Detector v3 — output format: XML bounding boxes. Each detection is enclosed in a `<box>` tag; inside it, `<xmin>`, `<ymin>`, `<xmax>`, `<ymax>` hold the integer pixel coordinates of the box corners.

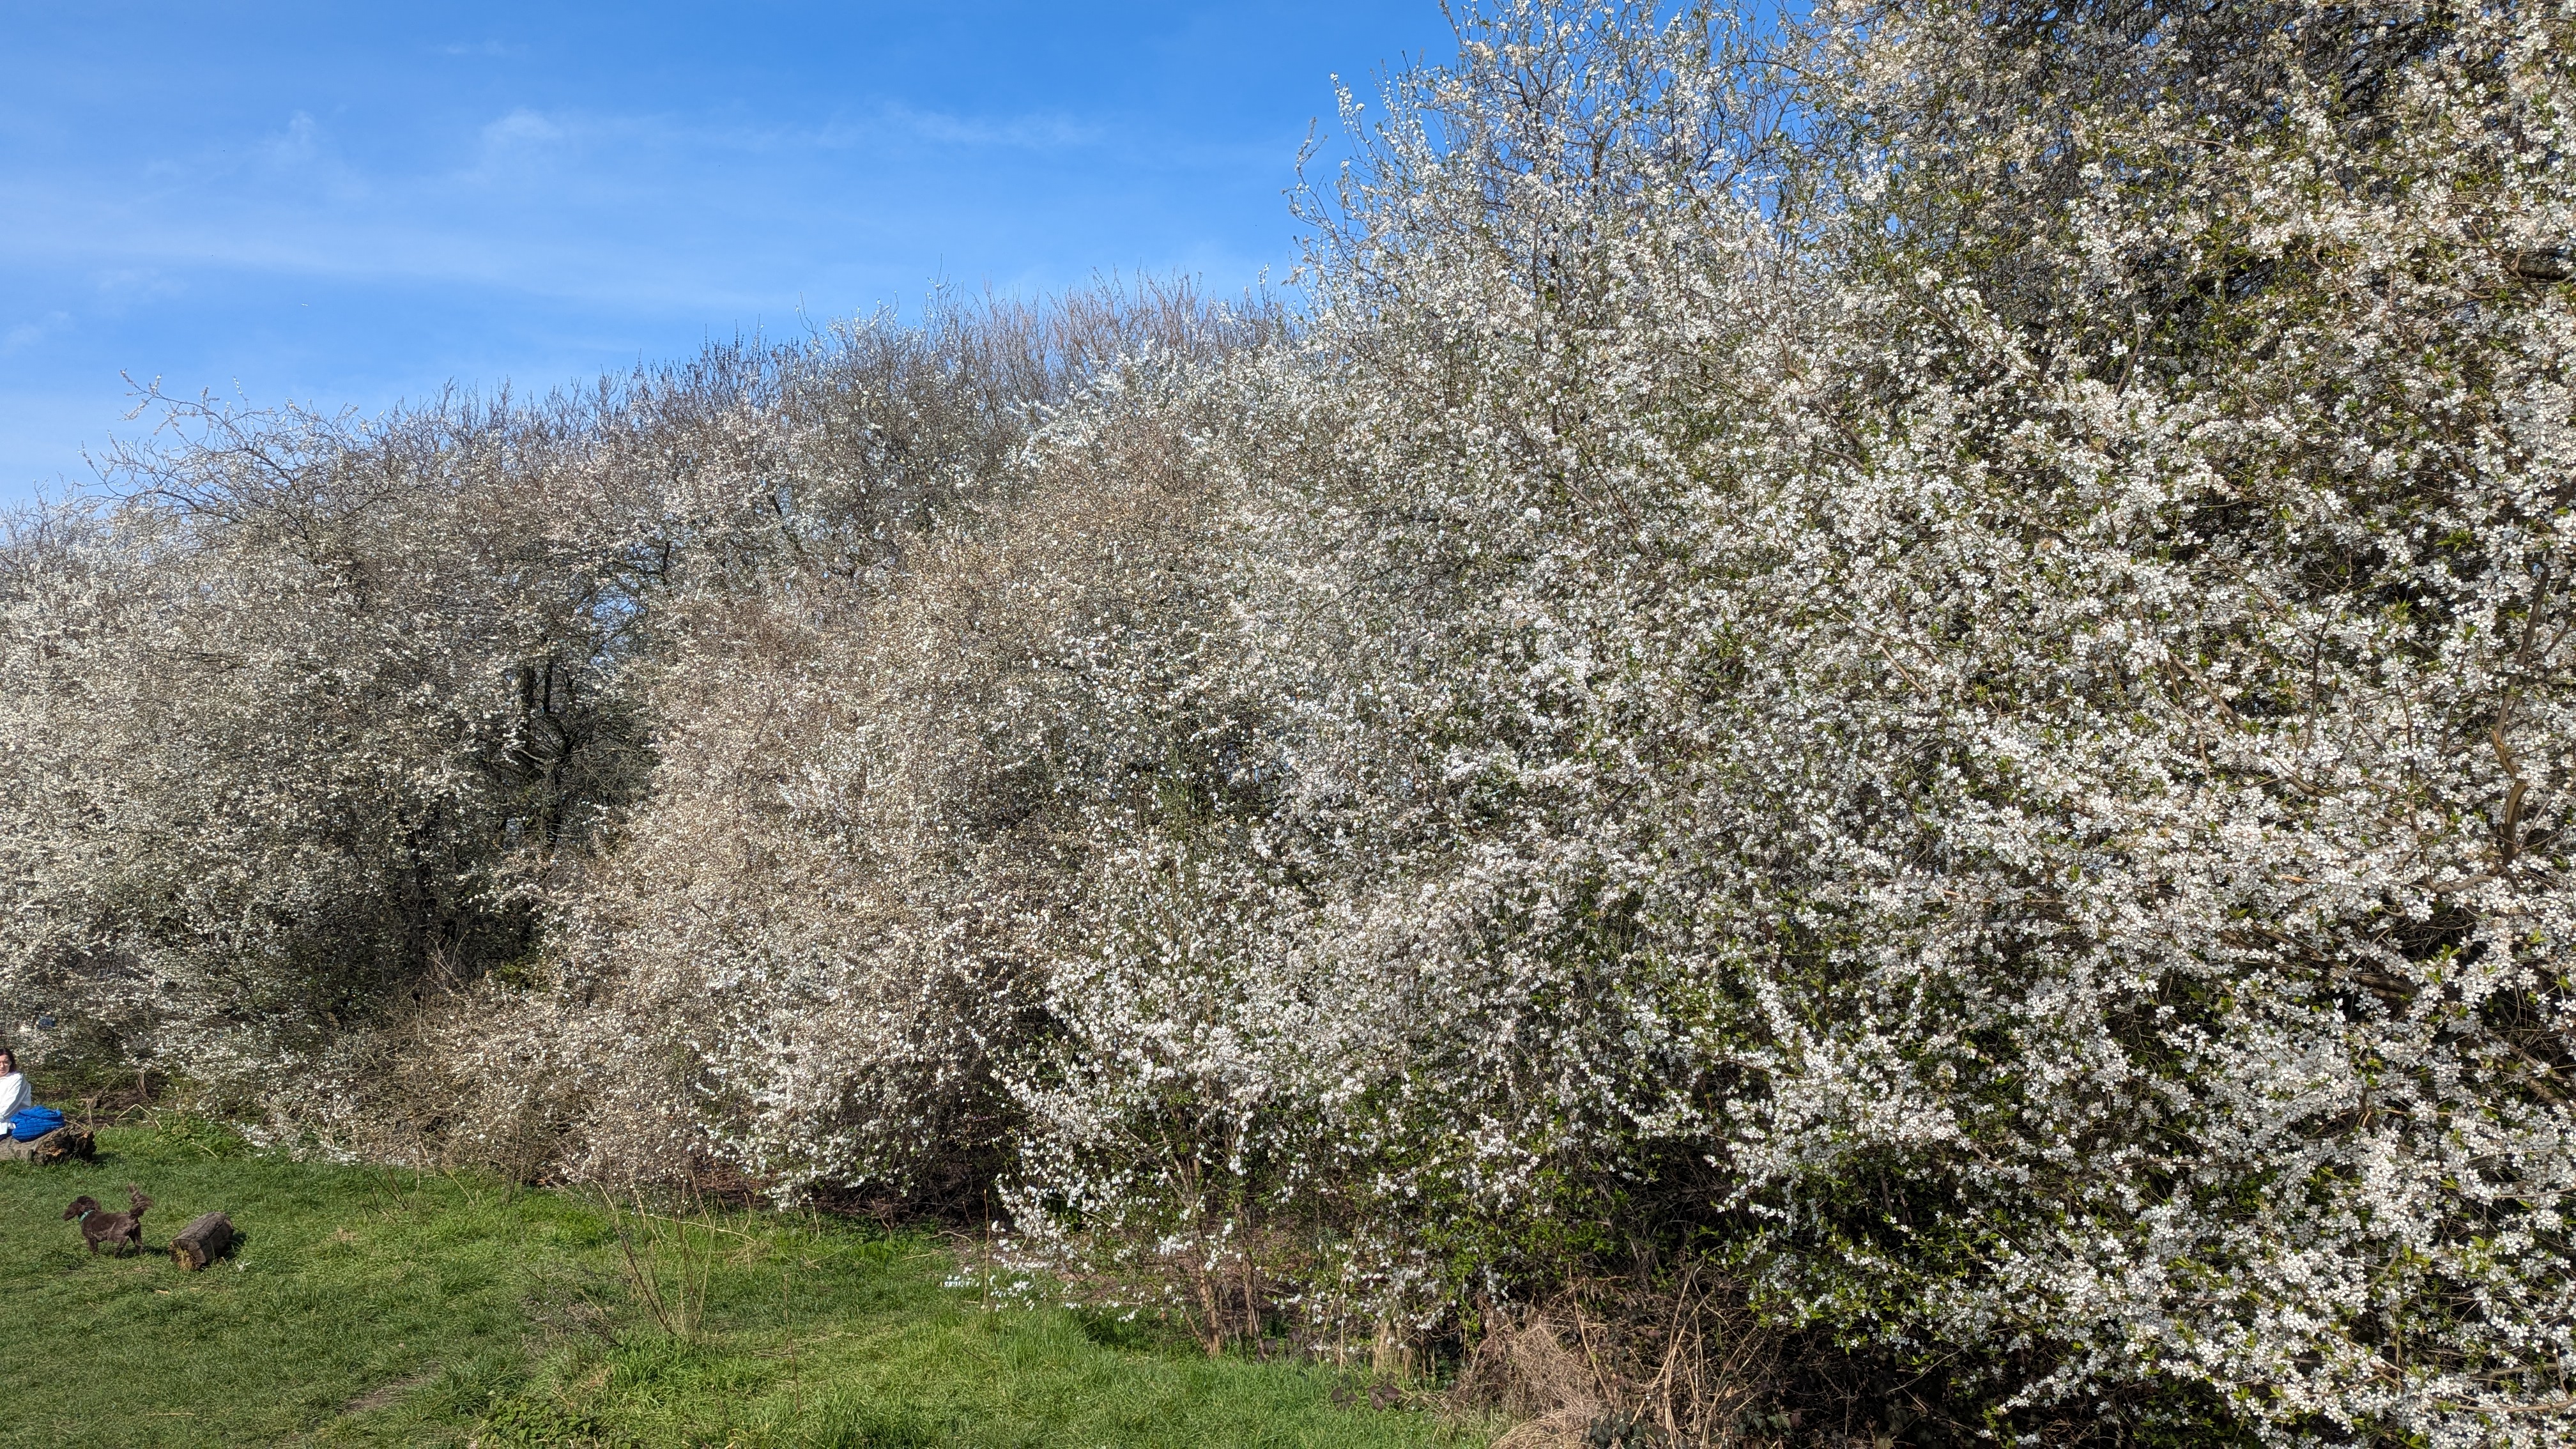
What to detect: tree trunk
<box><xmin>171</xmin><ymin>1211</ymin><xmax>235</xmax><ymax>1271</ymax></box>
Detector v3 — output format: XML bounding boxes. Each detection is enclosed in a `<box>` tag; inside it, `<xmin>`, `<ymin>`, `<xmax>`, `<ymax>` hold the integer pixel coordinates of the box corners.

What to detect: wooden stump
<box><xmin>0</xmin><ymin>1128</ymin><xmax>95</xmax><ymax>1165</ymax></box>
<box><xmin>171</xmin><ymin>1211</ymin><xmax>235</xmax><ymax>1271</ymax></box>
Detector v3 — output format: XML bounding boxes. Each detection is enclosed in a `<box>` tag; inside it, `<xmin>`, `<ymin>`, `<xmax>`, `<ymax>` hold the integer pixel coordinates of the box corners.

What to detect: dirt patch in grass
<box><xmin>344</xmin><ymin>1368</ymin><xmax>441</xmax><ymax>1414</ymax></box>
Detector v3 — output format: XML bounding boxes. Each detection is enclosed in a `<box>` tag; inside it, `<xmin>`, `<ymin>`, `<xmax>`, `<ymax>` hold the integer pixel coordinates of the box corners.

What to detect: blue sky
<box><xmin>0</xmin><ymin>2</ymin><xmax>1456</xmax><ymax>503</ymax></box>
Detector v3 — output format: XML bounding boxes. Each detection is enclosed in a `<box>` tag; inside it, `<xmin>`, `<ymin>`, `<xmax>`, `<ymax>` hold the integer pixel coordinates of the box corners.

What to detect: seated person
<box><xmin>0</xmin><ymin>1049</ymin><xmax>25</xmax><ymax>1132</ymax></box>
<box><xmin>0</xmin><ymin>1048</ymin><xmax>64</xmax><ymax>1145</ymax></box>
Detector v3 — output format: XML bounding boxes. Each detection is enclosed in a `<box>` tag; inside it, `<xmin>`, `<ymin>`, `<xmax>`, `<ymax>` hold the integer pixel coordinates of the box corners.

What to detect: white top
<box><xmin>0</xmin><ymin>1073</ymin><xmax>27</xmax><ymax>1131</ymax></box>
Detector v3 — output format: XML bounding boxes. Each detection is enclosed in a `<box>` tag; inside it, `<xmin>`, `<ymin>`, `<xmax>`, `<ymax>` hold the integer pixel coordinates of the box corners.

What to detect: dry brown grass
<box><xmin>1457</xmin><ymin>1263</ymin><xmax>1786</xmax><ymax>1448</ymax></box>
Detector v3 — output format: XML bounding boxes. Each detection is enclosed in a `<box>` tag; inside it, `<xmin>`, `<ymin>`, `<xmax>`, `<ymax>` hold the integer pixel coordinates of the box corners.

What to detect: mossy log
<box><xmin>0</xmin><ymin>1128</ymin><xmax>95</xmax><ymax>1165</ymax></box>
<box><xmin>171</xmin><ymin>1211</ymin><xmax>235</xmax><ymax>1271</ymax></box>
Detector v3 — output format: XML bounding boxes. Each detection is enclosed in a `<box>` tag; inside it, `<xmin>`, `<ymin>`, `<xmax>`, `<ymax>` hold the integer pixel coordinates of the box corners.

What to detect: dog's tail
<box><xmin>126</xmin><ymin>1185</ymin><xmax>151</xmax><ymax>1220</ymax></box>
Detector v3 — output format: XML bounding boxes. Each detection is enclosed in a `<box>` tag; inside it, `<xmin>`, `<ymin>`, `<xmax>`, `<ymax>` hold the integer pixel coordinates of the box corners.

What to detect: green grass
<box><xmin>0</xmin><ymin>1124</ymin><xmax>1484</xmax><ymax>1448</ymax></box>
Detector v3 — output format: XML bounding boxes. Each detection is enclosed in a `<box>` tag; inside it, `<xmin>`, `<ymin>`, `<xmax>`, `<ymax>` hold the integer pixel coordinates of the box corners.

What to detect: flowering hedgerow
<box><xmin>4</xmin><ymin>2</ymin><xmax>2572</xmax><ymax>1441</ymax></box>
<box><xmin>1005</xmin><ymin>1</ymin><xmax>2576</xmax><ymax>1440</ymax></box>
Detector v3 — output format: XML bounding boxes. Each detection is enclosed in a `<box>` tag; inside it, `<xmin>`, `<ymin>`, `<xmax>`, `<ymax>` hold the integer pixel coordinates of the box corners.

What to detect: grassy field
<box><xmin>0</xmin><ymin>1123</ymin><xmax>1483</xmax><ymax>1448</ymax></box>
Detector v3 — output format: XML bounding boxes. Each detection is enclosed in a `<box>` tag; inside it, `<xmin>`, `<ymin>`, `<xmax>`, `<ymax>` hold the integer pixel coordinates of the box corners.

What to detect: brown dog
<box><xmin>63</xmin><ymin>1186</ymin><xmax>150</xmax><ymax>1255</ymax></box>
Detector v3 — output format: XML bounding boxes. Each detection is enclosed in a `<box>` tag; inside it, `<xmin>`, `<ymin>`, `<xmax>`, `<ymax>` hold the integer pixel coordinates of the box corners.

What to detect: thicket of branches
<box><xmin>5</xmin><ymin>1</ymin><xmax>2572</xmax><ymax>1443</ymax></box>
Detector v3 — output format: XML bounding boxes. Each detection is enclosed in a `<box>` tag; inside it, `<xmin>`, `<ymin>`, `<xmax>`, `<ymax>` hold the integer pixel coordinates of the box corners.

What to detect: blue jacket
<box><xmin>6</xmin><ymin>1106</ymin><xmax>65</xmax><ymax>1140</ymax></box>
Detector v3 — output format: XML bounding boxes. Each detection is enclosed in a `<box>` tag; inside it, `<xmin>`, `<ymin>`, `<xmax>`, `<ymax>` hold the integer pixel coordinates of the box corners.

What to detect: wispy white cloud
<box><xmin>0</xmin><ymin>90</ymin><xmax>1234</xmax><ymax>341</ymax></box>
<box><xmin>438</xmin><ymin>40</ymin><xmax>525</xmax><ymax>59</ymax></box>
<box><xmin>1</xmin><ymin>312</ymin><xmax>72</xmax><ymax>354</ymax></box>
<box><xmin>263</xmin><ymin>111</ymin><xmax>322</xmax><ymax>167</ymax></box>
<box><xmin>871</xmin><ymin>102</ymin><xmax>1104</xmax><ymax>151</ymax></box>
<box><xmin>460</xmin><ymin>103</ymin><xmax>1113</xmax><ymax>162</ymax></box>
<box><xmin>480</xmin><ymin>107</ymin><xmax>567</xmax><ymax>148</ymax></box>
<box><xmin>245</xmin><ymin>111</ymin><xmax>372</xmax><ymax>201</ymax></box>
<box><xmin>91</xmin><ymin>270</ymin><xmax>184</xmax><ymax>306</ymax></box>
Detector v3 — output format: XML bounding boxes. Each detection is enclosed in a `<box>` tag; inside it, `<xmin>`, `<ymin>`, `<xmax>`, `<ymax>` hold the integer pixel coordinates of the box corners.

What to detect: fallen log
<box><xmin>0</xmin><ymin>1128</ymin><xmax>95</xmax><ymax>1165</ymax></box>
<box><xmin>170</xmin><ymin>1211</ymin><xmax>235</xmax><ymax>1271</ymax></box>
